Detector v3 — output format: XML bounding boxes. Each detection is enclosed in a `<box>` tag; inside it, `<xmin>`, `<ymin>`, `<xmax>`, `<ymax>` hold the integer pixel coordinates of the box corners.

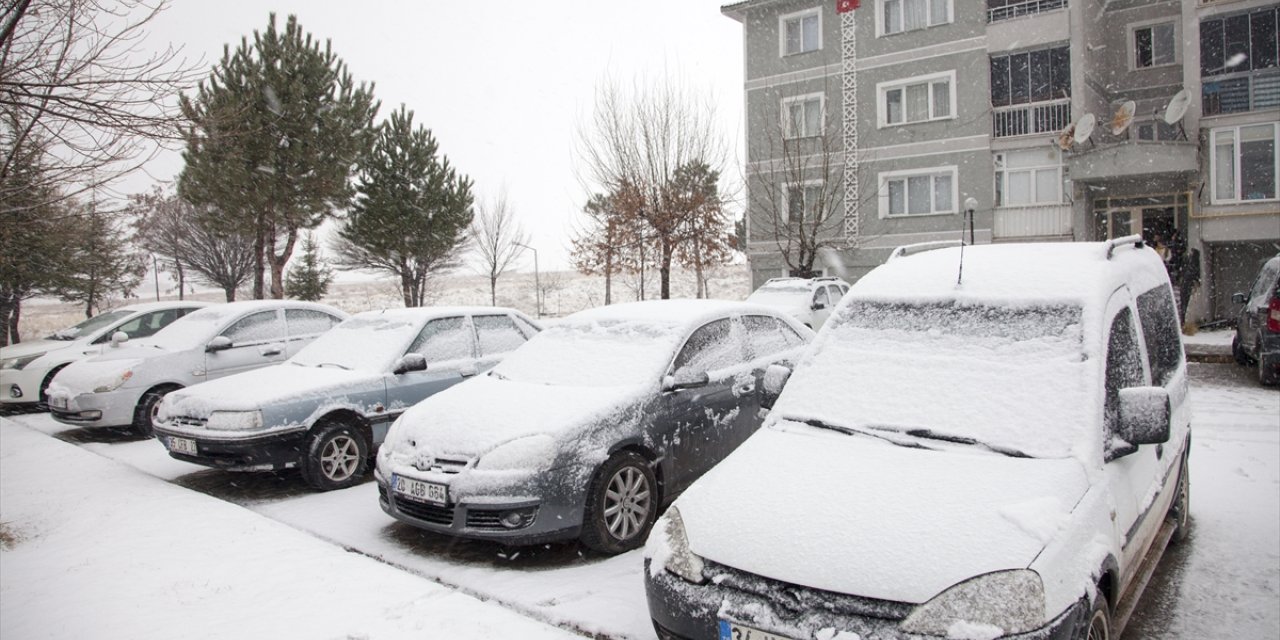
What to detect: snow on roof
<box><xmin>113</xmin><ymin>300</ymin><xmax>212</xmax><ymax>313</ymax></box>
<box><xmin>852</xmin><ymin>240</ymin><xmax>1170</xmax><ymax>310</ymax></box>
<box><xmin>347</xmin><ymin>306</ymin><xmax>523</xmax><ymax>322</ymax></box>
<box><xmin>565</xmin><ymin>298</ymin><xmax>775</xmax><ymax>329</ymax></box>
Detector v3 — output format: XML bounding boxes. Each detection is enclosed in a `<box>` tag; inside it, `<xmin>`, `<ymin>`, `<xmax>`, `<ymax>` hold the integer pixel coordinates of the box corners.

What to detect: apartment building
<box><xmin>723</xmin><ymin>0</ymin><xmax>1279</xmax><ymax>323</ymax></box>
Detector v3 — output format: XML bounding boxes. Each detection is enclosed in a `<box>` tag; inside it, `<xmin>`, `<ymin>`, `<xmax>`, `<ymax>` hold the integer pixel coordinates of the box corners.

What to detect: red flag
<box><xmin>837</xmin><ymin>0</ymin><xmax>858</xmax><ymax>12</ymax></box>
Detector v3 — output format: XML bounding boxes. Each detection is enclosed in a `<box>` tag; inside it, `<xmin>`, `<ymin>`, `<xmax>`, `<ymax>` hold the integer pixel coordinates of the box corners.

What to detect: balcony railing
<box><xmin>1202</xmin><ymin>69</ymin><xmax>1280</xmax><ymax>116</ymax></box>
<box><xmin>992</xmin><ymin>99</ymin><xmax>1071</xmax><ymax>138</ymax></box>
<box><xmin>988</xmin><ymin>0</ymin><xmax>1067</xmax><ymax>23</ymax></box>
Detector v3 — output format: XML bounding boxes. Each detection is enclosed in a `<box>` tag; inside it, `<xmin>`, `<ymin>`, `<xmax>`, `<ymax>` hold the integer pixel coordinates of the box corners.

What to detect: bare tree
<box><xmin>0</xmin><ymin>0</ymin><xmax>200</xmax><ymax>206</ymax></box>
<box><xmin>577</xmin><ymin>74</ymin><xmax>726</xmax><ymax>299</ymax></box>
<box><xmin>469</xmin><ymin>190</ymin><xmax>528</xmax><ymax>306</ymax></box>
<box><xmin>131</xmin><ymin>189</ymin><xmax>255</xmax><ymax>301</ymax></box>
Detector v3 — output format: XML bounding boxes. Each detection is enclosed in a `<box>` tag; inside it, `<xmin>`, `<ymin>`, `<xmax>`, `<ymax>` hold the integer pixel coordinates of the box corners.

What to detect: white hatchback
<box><xmin>745</xmin><ymin>277</ymin><xmax>849</xmax><ymax>330</ymax></box>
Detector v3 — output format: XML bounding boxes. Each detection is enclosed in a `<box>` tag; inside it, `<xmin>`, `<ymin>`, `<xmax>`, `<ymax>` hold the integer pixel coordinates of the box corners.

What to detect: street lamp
<box><xmin>513</xmin><ymin>242</ymin><xmax>541</xmax><ymax>318</ymax></box>
<box><xmin>152</xmin><ymin>254</ymin><xmax>161</xmax><ymax>301</ymax></box>
<box><xmin>963</xmin><ymin>197</ymin><xmax>978</xmax><ymax>246</ymax></box>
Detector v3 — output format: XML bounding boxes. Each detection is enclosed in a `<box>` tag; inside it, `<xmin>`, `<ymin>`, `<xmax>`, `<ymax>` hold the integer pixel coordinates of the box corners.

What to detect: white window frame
<box><xmin>877</xmin><ymin>166</ymin><xmax>958</xmax><ymax>218</ymax></box>
<box><xmin>779</xmin><ymin>8</ymin><xmax>822</xmax><ymax>57</ymax></box>
<box><xmin>1128</xmin><ymin>18</ymin><xmax>1180</xmax><ymax>71</ymax></box>
<box><xmin>875</xmin><ymin>0</ymin><xmax>953</xmax><ymax>38</ymax></box>
<box><xmin>781</xmin><ymin>92</ymin><xmax>825</xmax><ymax>139</ymax></box>
<box><xmin>1210</xmin><ymin>123</ymin><xmax>1280</xmax><ymax>204</ymax></box>
<box><xmin>994</xmin><ymin>150</ymin><xmax>1066</xmax><ymax>207</ymax></box>
<box><xmin>876</xmin><ymin>70</ymin><xmax>957</xmax><ymax>128</ymax></box>
<box><xmin>782</xmin><ymin>180</ymin><xmax>826</xmax><ymax>223</ymax></box>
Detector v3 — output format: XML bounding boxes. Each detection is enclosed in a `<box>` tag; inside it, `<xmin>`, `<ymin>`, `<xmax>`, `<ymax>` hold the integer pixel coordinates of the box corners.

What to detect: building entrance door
<box><xmin>1098</xmin><ymin>207</ymin><xmax>1177</xmax><ymax>244</ymax></box>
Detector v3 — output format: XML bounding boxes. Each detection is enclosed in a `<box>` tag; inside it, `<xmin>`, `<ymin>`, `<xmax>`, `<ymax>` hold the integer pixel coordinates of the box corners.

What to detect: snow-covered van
<box><xmin>644</xmin><ymin>238</ymin><xmax>1191</xmax><ymax>640</ymax></box>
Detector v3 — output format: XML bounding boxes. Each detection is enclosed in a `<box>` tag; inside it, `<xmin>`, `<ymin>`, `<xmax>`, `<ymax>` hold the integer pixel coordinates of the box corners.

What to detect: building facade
<box><xmin>724</xmin><ymin>0</ymin><xmax>1279</xmax><ymax>323</ymax></box>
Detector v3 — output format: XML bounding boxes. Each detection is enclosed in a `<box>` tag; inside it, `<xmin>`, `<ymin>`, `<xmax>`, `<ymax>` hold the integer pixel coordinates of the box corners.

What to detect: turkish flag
<box><xmin>837</xmin><ymin>0</ymin><xmax>859</xmax><ymax>12</ymax></box>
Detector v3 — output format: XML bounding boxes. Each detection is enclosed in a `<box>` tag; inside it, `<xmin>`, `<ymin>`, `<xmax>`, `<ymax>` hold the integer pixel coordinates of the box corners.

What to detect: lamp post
<box><xmin>152</xmin><ymin>254</ymin><xmax>161</xmax><ymax>301</ymax></box>
<box><xmin>514</xmin><ymin>242</ymin><xmax>541</xmax><ymax>318</ymax></box>
<box><xmin>963</xmin><ymin>197</ymin><xmax>978</xmax><ymax>246</ymax></box>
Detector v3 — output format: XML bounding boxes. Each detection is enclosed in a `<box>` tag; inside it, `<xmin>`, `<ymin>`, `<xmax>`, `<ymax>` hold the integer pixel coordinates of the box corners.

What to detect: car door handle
<box><xmin>260</xmin><ymin>346</ymin><xmax>283</xmax><ymax>357</ymax></box>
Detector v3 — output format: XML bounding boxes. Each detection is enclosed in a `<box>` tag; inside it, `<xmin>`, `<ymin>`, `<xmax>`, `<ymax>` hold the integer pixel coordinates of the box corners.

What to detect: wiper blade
<box><xmin>904</xmin><ymin>428</ymin><xmax>1030</xmax><ymax>458</ymax></box>
<box><xmin>315</xmin><ymin>362</ymin><xmax>350</xmax><ymax>370</ymax></box>
<box><xmin>793</xmin><ymin>418</ymin><xmax>930</xmax><ymax>450</ymax></box>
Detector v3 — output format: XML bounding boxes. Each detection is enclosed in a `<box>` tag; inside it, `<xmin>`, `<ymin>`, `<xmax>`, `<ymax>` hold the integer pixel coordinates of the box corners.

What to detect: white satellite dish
<box><xmin>1111</xmin><ymin>100</ymin><xmax>1136</xmax><ymax>136</ymax></box>
<box><xmin>1164</xmin><ymin>89</ymin><xmax>1191</xmax><ymax>125</ymax></box>
<box><xmin>1073</xmin><ymin>113</ymin><xmax>1096</xmax><ymax>146</ymax></box>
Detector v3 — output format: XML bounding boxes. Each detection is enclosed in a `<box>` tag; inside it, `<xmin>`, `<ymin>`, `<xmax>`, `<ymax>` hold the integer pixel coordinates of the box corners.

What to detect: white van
<box><xmin>645</xmin><ymin>238</ymin><xmax>1190</xmax><ymax>640</ymax></box>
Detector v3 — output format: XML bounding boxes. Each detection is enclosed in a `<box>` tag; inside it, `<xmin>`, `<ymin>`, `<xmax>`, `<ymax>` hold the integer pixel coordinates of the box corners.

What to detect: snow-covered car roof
<box><xmin>140</xmin><ymin>300</ymin><xmax>348</xmax><ymax>351</ymax></box>
<box><xmin>567</xmin><ymin>298</ymin><xmax>785</xmax><ymax>328</ymax></box>
<box><xmin>111</xmin><ymin>300</ymin><xmax>212</xmax><ymax>313</ymax></box>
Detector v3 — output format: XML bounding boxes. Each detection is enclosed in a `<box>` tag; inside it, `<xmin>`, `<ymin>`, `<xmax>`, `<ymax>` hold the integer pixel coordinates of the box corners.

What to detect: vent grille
<box><xmin>393</xmin><ymin>496</ymin><xmax>455</xmax><ymax>526</ymax></box>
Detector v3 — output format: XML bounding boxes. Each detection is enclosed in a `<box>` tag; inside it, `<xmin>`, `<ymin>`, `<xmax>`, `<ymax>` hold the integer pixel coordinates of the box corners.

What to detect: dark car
<box><xmin>1232</xmin><ymin>253</ymin><xmax>1280</xmax><ymax>385</ymax></box>
<box><xmin>374</xmin><ymin>299</ymin><xmax>814</xmax><ymax>554</ymax></box>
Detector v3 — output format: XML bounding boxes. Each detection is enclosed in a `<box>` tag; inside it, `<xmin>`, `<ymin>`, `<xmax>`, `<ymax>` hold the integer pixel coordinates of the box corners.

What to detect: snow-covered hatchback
<box><xmin>745</xmin><ymin>277</ymin><xmax>849</xmax><ymax>331</ymax></box>
<box><xmin>645</xmin><ymin>238</ymin><xmax>1191</xmax><ymax>640</ymax></box>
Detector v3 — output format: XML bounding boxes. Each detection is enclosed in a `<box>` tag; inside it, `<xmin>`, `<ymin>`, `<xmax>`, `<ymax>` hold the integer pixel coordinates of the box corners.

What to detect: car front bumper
<box><xmin>644</xmin><ymin>559</ymin><xmax>1085</xmax><ymax>640</ymax></box>
<box><xmin>153</xmin><ymin>423</ymin><xmax>310</xmax><ymax>472</ymax></box>
<box><xmin>48</xmin><ymin>388</ymin><xmax>139</xmax><ymax>428</ymax></box>
<box><xmin>1</xmin><ymin>365</ymin><xmax>51</xmax><ymax>405</ymax></box>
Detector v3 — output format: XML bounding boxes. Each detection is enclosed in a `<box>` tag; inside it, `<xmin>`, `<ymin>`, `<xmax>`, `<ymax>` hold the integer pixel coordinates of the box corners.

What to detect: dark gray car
<box><xmin>1232</xmin><ymin>253</ymin><xmax>1280</xmax><ymax>385</ymax></box>
<box><xmin>374</xmin><ymin>299</ymin><xmax>813</xmax><ymax>554</ymax></box>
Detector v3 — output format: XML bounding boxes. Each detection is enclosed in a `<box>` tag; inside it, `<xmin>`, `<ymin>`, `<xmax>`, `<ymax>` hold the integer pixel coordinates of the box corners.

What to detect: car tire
<box><xmin>1232</xmin><ymin>335</ymin><xmax>1249</xmax><ymax>366</ymax></box>
<box><xmin>580</xmin><ymin>451</ymin><xmax>657</xmax><ymax>554</ymax></box>
<box><xmin>38</xmin><ymin>365</ymin><xmax>67</xmax><ymax>407</ymax></box>
<box><xmin>302</xmin><ymin>421</ymin><xmax>369</xmax><ymax>491</ymax></box>
<box><xmin>1169</xmin><ymin>457</ymin><xmax>1190</xmax><ymax>544</ymax></box>
<box><xmin>1259</xmin><ymin>353</ymin><xmax>1278</xmax><ymax>386</ymax></box>
<box><xmin>132</xmin><ymin>386</ymin><xmax>178</xmax><ymax>438</ymax></box>
<box><xmin>1081</xmin><ymin>593</ymin><xmax>1111</xmax><ymax>640</ymax></box>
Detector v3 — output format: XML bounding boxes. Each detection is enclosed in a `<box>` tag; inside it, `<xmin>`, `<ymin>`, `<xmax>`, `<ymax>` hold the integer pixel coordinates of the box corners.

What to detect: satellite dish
<box><xmin>1073</xmin><ymin>113</ymin><xmax>1096</xmax><ymax>145</ymax></box>
<box><xmin>1057</xmin><ymin>122</ymin><xmax>1077</xmax><ymax>151</ymax></box>
<box><xmin>1164</xmin><ymin>90</ymin><xmax>1190</xmax><ymax>125</ymax></box>
<box><xmin>1111</xmin><ymin>100</ymin><xmax>1136</xmax><ymax>136</ymax></box>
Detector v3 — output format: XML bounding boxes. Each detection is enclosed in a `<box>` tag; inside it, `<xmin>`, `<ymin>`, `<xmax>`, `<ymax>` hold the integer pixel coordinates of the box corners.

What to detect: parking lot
<box><xmin>2</xmin><ymin>360</ymin><xmax>1277</xmax><ymax>639</ymax></box>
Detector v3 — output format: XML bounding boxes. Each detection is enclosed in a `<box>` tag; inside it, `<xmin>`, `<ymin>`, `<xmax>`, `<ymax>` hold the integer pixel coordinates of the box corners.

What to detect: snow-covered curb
<box><xmin>0</xmin><ymin>418</ymin><xmax>577</xmax><ymax>640</ymax></box>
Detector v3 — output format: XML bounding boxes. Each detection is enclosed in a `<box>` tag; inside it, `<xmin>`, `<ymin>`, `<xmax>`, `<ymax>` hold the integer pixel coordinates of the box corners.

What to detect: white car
<box><xmin>745</xmin><ymin>276</ymin><xmax>849</xmax><ymax>330</ymax></box>
<box><xmin>47</xmin><ymin>300</ymin><xmax>348</xmax><ymax>436</ymax></box>
<box><xmin>645</xmin><ymin>238</ymin><xmax>1190</xmax><ymax>640</ymax></box>
<box><xmin>1</xmin><ymin>301</ymin><xmax>209</xmax><ymax>408</ymax></box>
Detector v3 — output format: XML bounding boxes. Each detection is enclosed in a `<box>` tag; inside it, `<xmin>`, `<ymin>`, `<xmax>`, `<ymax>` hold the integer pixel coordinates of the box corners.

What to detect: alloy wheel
<box><xmin>603</xmin><ymin>466</ymin><xmax>651</xmax><ymax>541</ymax></box>
<box><xmin>320</xmin><ymin>435</ymin><xmax>361</xmax><ymax>481</ymax></box>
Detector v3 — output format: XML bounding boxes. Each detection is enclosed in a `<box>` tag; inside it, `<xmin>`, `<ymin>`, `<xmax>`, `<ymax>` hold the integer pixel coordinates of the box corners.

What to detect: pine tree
<box><xmin>284</xmin><ymin>233</ymin><xmax>334</xmax><ymax>302</ymax></box>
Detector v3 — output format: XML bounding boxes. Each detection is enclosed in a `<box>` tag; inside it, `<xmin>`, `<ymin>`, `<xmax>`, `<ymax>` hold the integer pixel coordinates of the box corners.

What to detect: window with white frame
<box><xmin>783</xmin><ymin>94</ymin><xmax>824</xmax><ymax>138</ymax></box>
<box><xmin>879</xmin><ymin>71</ymin><xmax>954</xmax><ymax>127</ymax></box>
<box><xmin>781</xmin><ymin>9</ymin><xmax>821</xmax><ymax>56</ymax></box>
<box><xmin>1133</xmin><ymin>21</ymin><xmax>1176</xmax><ymax>68</ymax></box>
<box><xmin>879</xmin><ymin>0</ymin><xmax>951</xmax><ymax>36</ymax></box>
<box><xmin>1212</xmin><ymin>123</ymin><xmax>1278</xmax><ymax>203</ymax></box>
<box><xmin>994</xmin><ymin>149</ymin><xmax>1064</xmax><ymax>207</ymax></box>
<box><xmin>784</xmin><ymin>182</ymin><xmax>826</xmax><ymax>223</ymax></box>
<box><xmin>878</xmin><ymin>167</ymin><xmax>956</xmax><ymax>217</ymax></box>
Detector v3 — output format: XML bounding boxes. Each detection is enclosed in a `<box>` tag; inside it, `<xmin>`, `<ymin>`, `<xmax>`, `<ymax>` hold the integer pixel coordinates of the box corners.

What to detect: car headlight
<box><xmin>93</xmin><ymin>369</ymin><xmax>133</xmax><ymax>393</ymax></box>
<box><xmin>899</xmin><ymin>569</ymin><xmax>1045</xmax><ymax>637</ymax></box>
<box><xmin>1</xmin><ymin>353</ymin><xmax>45</xmax><ymax>370</ymax></box>
<box><xmin>646</xmin><ymin>506</ymin><xmax>706</xmax><ymax>585</ymax></box>
<box><xmin>476</xmin><ymin>435</ymin><xmax>555</xmax><ymax>471</ymax></box>
<box><xmin>205</xmin><ymin>410</ymin><xmax>264</xmax><ymax>431</ymax></box>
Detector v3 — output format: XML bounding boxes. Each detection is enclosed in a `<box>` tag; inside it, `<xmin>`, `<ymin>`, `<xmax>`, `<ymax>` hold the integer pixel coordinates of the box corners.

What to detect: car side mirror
<box><xmin>394</xmin><ymin>353</ymin><xmax>428</xmax><ymax>375</ymax></box>
<box><xmin>1117</xmin><ymin>386</ymin><xmax>1171</xmax><ymax>447</ymax></box>
<box><xmin>110</xmin><ymin>331</ymin><xmax>129</xmax><ymax>347</ymax></box>
<box><xmin>1232</xmin><ymin>292</ymin><xmax>1248</xmax><ymax>305</ymax></box>
<box><xmin>206</xmin><ymin>336</ymin><xmax>233</xmax><ymax>353</ymax></box>
<box><xmin>663</xmin><ymin>371</ymin><xmax>710</xmax><ymax>392</ymax></box>
<box><xmin>811</xmin><ymin>301</ymin><xmax>827</xmax><ymax>311</ymax></box>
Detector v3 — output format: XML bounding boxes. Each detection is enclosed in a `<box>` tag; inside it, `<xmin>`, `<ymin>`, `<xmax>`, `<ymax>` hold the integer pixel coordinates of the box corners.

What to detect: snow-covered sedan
<box><xmin>47</xmin><ymin>301</ymin><xmax>347</xmax><ymax>436</ymax></box>
<box><xmin>0</xmin><ymin>301</ymin><xmax>208</xmax><ymax>407</ymax></box>
<box><xmin>645</xmin><ymin>239</ymin><xmax>1191</xmax><ymax>640</ymax></box>
<box><xmin>153</xmin><ymin>307</ymin><xmax>540</xmax><ymax>491</ymax></box>
<box><xmin>376</xmin><ymin>300</ymin><xmax>814</xmax><ymax>554</ymax></box>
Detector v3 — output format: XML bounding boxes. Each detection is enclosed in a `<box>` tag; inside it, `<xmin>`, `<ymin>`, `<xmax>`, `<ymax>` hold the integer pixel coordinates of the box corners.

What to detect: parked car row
<box><xmin>3</xmin><ymin>240</ymin><xmax>1195</xmax><ymax>640</ymax></box>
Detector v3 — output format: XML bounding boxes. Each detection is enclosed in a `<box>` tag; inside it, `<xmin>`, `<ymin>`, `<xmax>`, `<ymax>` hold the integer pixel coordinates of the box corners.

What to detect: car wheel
<box><xmin>1082</xmin><ymin>593</ymin><xmax>1111</xmax><ymax>640</ymax></box>
<box><xmin>132</xmin><ymin>386</ymin><xmax>178</xmax><ymax>438</ymax></box>
<box><xmin>1259</xmin><ymin>354</ymin><xmax>1278</xmax><ymax>386</ymax></box>
<box><xmin>1169</xmin><ymin>458</ymin><xmax>1190</xmax><ymax>544</ymax></box>
<box><xmin>1232</xmin><ymin>335</ymin><xmax>1250</xmax><ymax>366</ymax></box>
<box><xmin>38</xmin><ymin>365</ymin><xmax>67</xmax><ymax>407</ymax></box>
<box><xmin>302</xmin><ymin>421</ymin><xmax>369</xmax><ymax>491</ymax></box>
<box><xmin>580</xmin><ymin>451</ymin><xmax>657</xmax><ymax>554</ymax></box>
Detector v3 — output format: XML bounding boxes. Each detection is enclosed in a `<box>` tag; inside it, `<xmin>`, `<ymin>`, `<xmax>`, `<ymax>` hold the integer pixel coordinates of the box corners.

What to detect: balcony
<box><xmin>992</xmin><ymin>99</ymin><xmax>1071</xmax><ymax>138</ymax></box>
<box><xmin>1066</xmin><ymin>140</ymin><xmax>1197</xmax><ymax>183</ymax></box>
<box><xmin>1202</xmin><ymin>69</ymin><xmax>1280</xmax><ymax>117</ymax></box>
<box><xmin>988</xmin><ymin>0</ymin><xmax>1067</xmax><ymax>23</ymax></box>
<box><xmin>994</xmin><ymin>204</ymin><xmax>1072</xmax><ymax>239</ymax></box>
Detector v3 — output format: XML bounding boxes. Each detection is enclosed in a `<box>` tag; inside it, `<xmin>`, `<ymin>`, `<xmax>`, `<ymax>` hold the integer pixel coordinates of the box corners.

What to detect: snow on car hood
<box><xmin>676</xmin><ymin>424</ymin><xmax>1090</xmax><ymax>605</ymax></box>
<box><xmin>0</xmin><ymin>338</ymin><xmax>64</xmax><ymax>360</ymax></box>
<box><xmin>161</xmin><ymin>364</ymin><xmax>383</xmax><ymax>417</ymax></box>
<box><xmin>46</xmin><ymin>346</ymin><xmax>168</xmax><ymax>393</ymax></box>
<box><xmin>388</xmin><ymin>374</ymin><xmax>648</xmax><ymax>459</ymax></box>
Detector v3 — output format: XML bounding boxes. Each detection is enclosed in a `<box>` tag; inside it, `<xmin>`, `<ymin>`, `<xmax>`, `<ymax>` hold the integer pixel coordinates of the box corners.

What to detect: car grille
<box><xmin>705</xmin><ymin>560</ymin><xmax>914</xmax><ymax>622</ymax></box>
<box><xmin>412</xmin><ymin>454</ymin><xmax>471</xmax><ymax>474</ymax></box>
<box><xmin>170</xmin><ymin>416</ymin><xmax>207</xmax><ymax>429</ymax></box>
<box><xmin>392</xmin><ymin>495</ymin><xmax>455</xmax><ymax>526</ymax></box>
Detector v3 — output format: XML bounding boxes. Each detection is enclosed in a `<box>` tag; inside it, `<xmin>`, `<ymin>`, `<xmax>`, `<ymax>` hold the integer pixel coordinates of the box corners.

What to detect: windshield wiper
<box><xmin>314</xmin><ymin>362</ymin><xmax>350</xmax><ymax>370</ymax></box>
<box><xmin>792</xmin><ymin>418</ymin><xmax>930</xmax><ymax>450</ymax></box>
<box><xmin>904</xmin><ymin>428</ymin><xmax>1031</xmax><ymax>458</ymax></box>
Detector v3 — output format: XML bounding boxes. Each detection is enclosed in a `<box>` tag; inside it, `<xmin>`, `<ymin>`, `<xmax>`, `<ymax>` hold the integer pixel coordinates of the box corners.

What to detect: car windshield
<box><xmin>492</xmin><ymin>319</ymin><xmax>681</xmax><ymax>387</ymax></box>
<box><xmin>290</xmin><ymin>316</ymin><xmax>421</xmax><ymax>372</ymax></box>
<box><xmin>774</xmin><ymin>300</ymin><xmax>1089</xmax><ymax>459</ymax></box>
<box><xmin>746</xmin><ymin>283</ymin><xmax>809</xmax><ymax>308</ymax></box>
<box><xmin>141</xmin><ymin>306</ymin><xmax>244</xmax><ymax>351</ymax></box>
<box><xmin>48</xmin><ymin>309</ymin><xmax>133</xmax><ymax>340</ymax></box>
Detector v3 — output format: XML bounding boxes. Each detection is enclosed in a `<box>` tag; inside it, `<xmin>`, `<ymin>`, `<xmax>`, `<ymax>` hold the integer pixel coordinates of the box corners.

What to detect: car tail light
<box><xmin>1268</xmin><ymin>296</ymin><xmax>1280</xmax><ymax>333</ymax></box>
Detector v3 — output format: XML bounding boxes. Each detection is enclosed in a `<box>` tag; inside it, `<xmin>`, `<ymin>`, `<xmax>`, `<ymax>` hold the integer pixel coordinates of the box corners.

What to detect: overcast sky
<box><xmin>131</xmin><ymin>1</ymin><xmax>746</xmax><ymax>272</ymax></box>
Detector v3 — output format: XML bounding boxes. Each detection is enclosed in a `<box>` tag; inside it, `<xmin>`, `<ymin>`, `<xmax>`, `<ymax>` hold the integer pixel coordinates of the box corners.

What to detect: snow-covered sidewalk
<box><xmin>0</xmin><ymin>420</ymin><xmax>579</xmax><ymax>640</ymax></box>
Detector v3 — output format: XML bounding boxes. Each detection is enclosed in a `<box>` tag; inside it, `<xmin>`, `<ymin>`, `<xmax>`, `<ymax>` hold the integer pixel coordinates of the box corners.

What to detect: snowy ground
<box><xmin>2</xmin><ymin>362</ymin><xmax>1277</xmax><ymax>639</ymax></box>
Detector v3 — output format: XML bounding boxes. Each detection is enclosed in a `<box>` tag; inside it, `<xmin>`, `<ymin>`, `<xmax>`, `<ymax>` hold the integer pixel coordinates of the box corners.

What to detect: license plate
<box><xmin>50</xmin><ymin>396</ymin><xmax>67</xmax><ymax>410</ymax></box>
<box><xmin>168</xmin><ymin>437</ymin><xmax>198</xmax><ymax>455</ymax></box>
<box><xmin>718</xmin><ymin>621</ymin><xmax>794</xmax><ymax>640</ymax></box>
<box><xmin>393</xmin><ymin>474</ymin><xmax>447</xmax><ymax>504</ymax></box>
